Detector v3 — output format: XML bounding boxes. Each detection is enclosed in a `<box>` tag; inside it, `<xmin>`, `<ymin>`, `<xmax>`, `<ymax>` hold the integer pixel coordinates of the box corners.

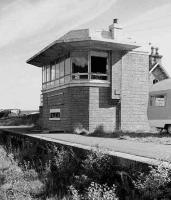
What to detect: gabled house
<box><xmin>149</xmin><ymin>47</ymin><xmax>169</xmax><ymax>86</ymax></box>
<box><xmin>27</xmin><ymin>19</ymin><xmax>150</xmax><ymax>133</ymax></box>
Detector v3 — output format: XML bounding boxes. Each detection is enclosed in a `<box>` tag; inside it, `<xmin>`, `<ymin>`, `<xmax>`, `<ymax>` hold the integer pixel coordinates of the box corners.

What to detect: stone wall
<box><xmin>89</xmin><ymin>87</ymin><xmax>117</xmax><ymax>133</ymax></box>
<box><xmin>121</xmin><ymin>51</ymin><xmax>150</xmax><ymax>132</ymax></box>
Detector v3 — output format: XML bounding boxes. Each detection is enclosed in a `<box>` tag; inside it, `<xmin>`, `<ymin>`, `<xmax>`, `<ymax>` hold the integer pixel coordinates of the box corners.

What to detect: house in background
<box><xmin>149</xmin><ymin>46</ymin><xmax>169</xmax><ymax>87</ymax></box>
<box><xmin>27</xmin><ymin>19</ymin><xmax>151</xmax><ymax>133</ymax></box>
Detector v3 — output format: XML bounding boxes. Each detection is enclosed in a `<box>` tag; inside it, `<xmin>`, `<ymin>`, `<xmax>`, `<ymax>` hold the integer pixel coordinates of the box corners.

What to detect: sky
<box><xmin>0</xmin><ymin>0</ymin><xmax>171</xmax><ymax>110</ymax></box>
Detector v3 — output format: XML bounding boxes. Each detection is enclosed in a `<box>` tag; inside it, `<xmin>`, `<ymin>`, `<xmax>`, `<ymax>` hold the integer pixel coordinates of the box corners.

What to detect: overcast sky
<box><xmin>0</xmin><ymin>0</ymin><xmax>171</xmax><ymax>110</ymax></box>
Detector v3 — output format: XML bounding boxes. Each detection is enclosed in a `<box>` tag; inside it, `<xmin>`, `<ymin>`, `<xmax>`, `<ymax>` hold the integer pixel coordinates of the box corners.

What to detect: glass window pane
<box><xmin>60</xmin><ymin>78</ymin><xmax>64</xmax><ymax>85</ymax></box>
<box><xmin>64</xmin><ymin>75</ymin><xmax>70</xmax><ymax>83</ymax></box>
<box><xmin>56</xmin><ymin>63</ymin><xmax>59</xmax><ymax>79</ymax></box>
<box><xmin>55</xmin><ymin>79</ymin><xmax>59</xmax><ymax>87</ymax></box>
<box><xmin>43</xmin><ymin>66</ymin><xmax>47</xmax><ymax>83</ymax></box>
<box><xmin>155</xmin><ymin>95</ymin><xmax>166</xmax><ymax>107</ymax></box>
<box><xmin>72</xmin><ymin>52</ymin><xmax>88</xmax><ymax>73</ymax></box>
<box><xmin>51</xmin><ymin>64</ymin><xmax>56</xmax><ymax>80</ymax></box>
<box><xmin>91</xmin><ymin>56</ymin><xmax>107</xmax><ymax>74</ymax></box>
<box><xmin>42</xmin><ymin>67</ymin><xmax>45</xmax><ymax>83</ymax></box>
<box><xmin>65</xmin><ymin>58</ymin><xmax>71</xmax><ymax>75</ymax></box>
<box><xmin>60</xmin><ymin>61</ymin><xmax>64</xmax><ymax>77</ymax></box>
<box><xmin>47</xmin><ymin>65</ymin><xmax>51</xmax><ymax>82</ymax></box>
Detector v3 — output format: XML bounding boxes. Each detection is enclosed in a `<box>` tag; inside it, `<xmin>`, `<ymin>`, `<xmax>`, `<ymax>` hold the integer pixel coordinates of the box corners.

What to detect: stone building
<box><xmin>149</xmin><ymin>46</ymin><xmax>169</xmax><ymax>87</ymax></box>
<box><xmin>27</xmin><ymin>19</ymin><xmax>150</xmax><ymax>133</ymax></box>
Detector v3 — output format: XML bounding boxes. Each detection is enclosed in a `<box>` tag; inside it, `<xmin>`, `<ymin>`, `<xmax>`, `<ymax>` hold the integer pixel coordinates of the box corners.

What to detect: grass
<box><xmin>89</xmin><ymin>126</ymin><xmax>171</xmax><ymax>145</ymax></box>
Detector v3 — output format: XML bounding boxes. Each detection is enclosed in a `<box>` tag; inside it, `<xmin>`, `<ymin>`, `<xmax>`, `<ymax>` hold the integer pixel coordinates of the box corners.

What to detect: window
<box><xmin>153</xmin><ymin>79</ymin><xmax>159</xmax><ymax>84</ymax></box>
<box><xmin>42</xmin><ymin>51</ymin><xmax>109</xmax><ymax>90</ymax></box>
<box><xmin>49</xmin><ymin>108</ymin><xmax>60</xmax><ymax>120</ymax></box>
<box><xmin>42</xmin><ymin>66</ymin><xmax>46</xmax><ymax>83</ymax></box>
<box><xmin>55</xmin><ymin>63</ymin><xmax>60</xmax><ymax>79</ymax></box>
<box><xmin>91</xmin><ymin>51</ymin><xmax>108</xmax><ymax>80</ymax></box>
<box><xmin>59</xmin><ymin>61</ymin><xmax>65</xmax><ymax>77</ymax></box>
<box><xmin>51</xmin><ymin>64</ymin><xmax>56</xmax><ymax>81</ymax></box>
<box><xmin>150</xmin><ymin>95</ymin><xmax>166</xmax><ymax>107</ymax></box>
<box><xmin>46</xmin><ymin>66</ymin><xmax>51</xmax><ymax>82</ymax></box>
<box><xmin>72</xmin><ymin>52</ymin><xmax>88</xmax><ymax>79</ymax></box>
<box><xmin>65</xmin><ymin>58</ymin><xmax>71</xmax><ymax>75</ymax></box>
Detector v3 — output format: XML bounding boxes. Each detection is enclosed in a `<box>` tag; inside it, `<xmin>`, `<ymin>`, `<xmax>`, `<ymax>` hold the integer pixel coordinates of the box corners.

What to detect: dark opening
<box><xmin>91</xmin><ymin>56</ymin><xmax>107</xmax><ymax>74</ymax></box>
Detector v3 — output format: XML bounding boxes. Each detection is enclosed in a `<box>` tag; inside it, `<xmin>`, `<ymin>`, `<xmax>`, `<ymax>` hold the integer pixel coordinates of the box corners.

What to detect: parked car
<box><xmin>148</xmin><ymin>79</ymin><xmax>171</xmax><ymax>133</ymax></box>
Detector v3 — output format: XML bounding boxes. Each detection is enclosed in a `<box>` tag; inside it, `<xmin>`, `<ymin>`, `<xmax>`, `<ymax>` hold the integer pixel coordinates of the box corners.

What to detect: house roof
<box><xmin>149</xmin><ymin>62</ymin><xmax>170</xmax><ymax>78</ymax></box>
<box><xmin>150</xmin><ymin>78</ymin><xmax>171</xmax><ymax>92</ymax></box>
<box><xmin>27</xmin><ymin>29</ymin><xmax>140</xmax><ymax>67</ymax></box>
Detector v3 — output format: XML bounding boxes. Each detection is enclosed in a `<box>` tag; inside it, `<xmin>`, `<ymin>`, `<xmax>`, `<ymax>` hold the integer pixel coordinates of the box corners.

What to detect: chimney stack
<box><xmin>149</xmin><ymin>46</ymin><xmax>163</xmax><ymax>69</ymax></box>
<box><xmin>109</xmin><ymin>18</ymin><xmax>122</xmax><ymax>39</ymax></box>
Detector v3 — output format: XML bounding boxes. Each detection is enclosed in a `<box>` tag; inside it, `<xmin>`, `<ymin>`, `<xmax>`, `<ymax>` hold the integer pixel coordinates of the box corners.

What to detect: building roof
<box><xmin>27</xmin><ymin>28</ymin><xmax>140</xmax><ymax>67</ymax></box>
<box><xmin>150</xmin><ymin>78</ymin><xmax>171</xmax><ymax>92</ymax></box>
<box><xmin>149</xmin><ymin>62</ymin><xmax>170</xmax><ymax>78</ymax></box>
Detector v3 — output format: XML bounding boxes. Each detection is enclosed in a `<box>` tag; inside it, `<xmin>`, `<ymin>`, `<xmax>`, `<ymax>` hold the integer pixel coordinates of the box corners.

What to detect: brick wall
<box><xmin>42</xmin><ymin>87</ymin><xmax>89</xmax><ymax>132</ymax></box>
<box><xmin>42</xmin><ymin>85</ymin><xmax>117</xmax><ymax>133</ymax></box>
<box><xmin>121</xmin><ymin>51</ymin><xmax>150</xmax><ymax>132</ymax></box>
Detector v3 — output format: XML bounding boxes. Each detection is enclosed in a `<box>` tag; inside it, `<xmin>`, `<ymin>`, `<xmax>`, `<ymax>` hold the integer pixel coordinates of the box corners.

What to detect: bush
<box><xmin>134</xmin><ymin>162</ymin><xmax>171</xmax><ymax>199</ymax></box>
<box><xmin>0</xmin><ymin>146</ymin><xmax>45</xmax><ymax>200</ymax></box>
<box><xmin>82</xmin><ymin>149</ymin><xmax>115</xmax><ymax>184</ymax></box>
<box><xmin>69</xmin><ymin>182</ymin><xmax>118</xmax><ymax>200</ymax></box>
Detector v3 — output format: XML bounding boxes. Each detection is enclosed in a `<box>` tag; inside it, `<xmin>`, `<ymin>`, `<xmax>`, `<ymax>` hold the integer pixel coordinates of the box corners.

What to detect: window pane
<box><xmin>155</xmin><ymin>95</ymin><xmax>166</xmax><ymax>106</ymax></box>
<box><xmin>46</xmin><ymin>65</ymin><xmax>51</xmax><ymax>82</ymax></box>
<box><xmin>60</xmin><ymin>61</ymin><xmax>64</xmax><ymax>77</ymax></box>
<box><xmin>64</xmin><ymin>75</ymin><xmax>70</xmax><ymax>83</ymax></box>
<box><xmin>42</xmin><ymin>67</ymin><xmax>46</xmax><ymax>83</ymax></box>
<box><xmin>91</xmin><ymin>74</ymin><xmax>107</xmax><ymax>80</ymax></box>
<box><xmin>56</xmin><ymin>63</ymin><xmax>59</xmax><ymax>79</ymax></box>
<box><xmin>51</xmin><ymin>64</ymin><xmax>56</xmax><ymax>80</ymax></box>
<box><xmin>72</xmin><ymin>52</ymin><xmax>88</xmax><ymax>73</ymax></box>
<box><xmin>60</xmin><ymin>78</ymin><xmax>64</xmax><ymax>85</ymax></box>
<box><xmin>91</xmin><ymin>56</ymin><xmax>107</xmax><ymax>74</ymax></box>
<box><xmin>65</xmin><ymin>58</ymin><xmax>71</xmax><ymax>75</ymax></box>
<box><xmin>150</xmin><ymin>95</ymin><xmax>166</xmax><ymax>107</ymax></box>
<box><xmin>55</xmin><ymin>79</ymin><xmax>59</xmax><ymax>86</ymax></box>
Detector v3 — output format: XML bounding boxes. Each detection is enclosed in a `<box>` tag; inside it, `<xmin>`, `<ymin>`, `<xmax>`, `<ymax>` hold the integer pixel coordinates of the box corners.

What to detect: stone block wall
<box><xmin>89</xmin><ymin>87</ymin><xmax>117</xmax><ymax>133</ymax></box>
<box><xmin>121</xmin><ymin>51</ymin><xmax>150</xmax><ymax>132</ymax></box>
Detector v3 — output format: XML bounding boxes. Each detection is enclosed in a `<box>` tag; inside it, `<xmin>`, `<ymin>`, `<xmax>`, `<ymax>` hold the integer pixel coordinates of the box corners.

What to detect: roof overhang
<box><xmin>27</xmin><ymin>39</ymin><xmax>140</xmax><ymax>67</ymax></box>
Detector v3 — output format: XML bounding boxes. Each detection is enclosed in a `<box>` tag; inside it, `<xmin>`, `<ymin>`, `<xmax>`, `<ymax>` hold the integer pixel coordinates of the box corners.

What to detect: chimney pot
<box><xmin>156</xmin><ymin>47</ymin><xmax>159</xmax><ymax>55</ymax></box>
<box><xmin>113</xmin><ymin>18</ymin><xmax>118</xmax><ymax>24</ymax></box>
<box><xmin>151</xmin><ymin>46</ymin><xmax>155</xmax><ymax>55</ymax></box>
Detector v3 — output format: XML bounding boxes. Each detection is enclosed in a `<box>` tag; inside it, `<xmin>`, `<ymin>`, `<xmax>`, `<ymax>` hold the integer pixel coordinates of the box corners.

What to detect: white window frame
<box><xmin>49</xmin><ymin>108</ymin><xmax>61</xmax><ymax>120</ymax></box>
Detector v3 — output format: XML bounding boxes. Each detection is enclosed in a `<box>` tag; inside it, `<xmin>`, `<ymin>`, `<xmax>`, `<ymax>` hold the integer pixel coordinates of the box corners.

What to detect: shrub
<box><xmin>69</xmin><ymin>182</ymin><xmax>118</xmax><ymax>200</ymax></box>
<box><xmin>87</xmin><ymin>182</ymin><xmax>118</xmax><ymax>200</ymax></box>
<box><xmin>73</xmin><ymin>123</ymin><xmax>89</xmax><ymax>135</ymax></box>
<box><xmin>134</xmin><ymin>162</ymin><xmax>171</xmax><ymax>199</ymax></box>
<box><xmin>82</xmin><ymin>149</ymin><xmax>115</xmax><ymax>184</ymax></box>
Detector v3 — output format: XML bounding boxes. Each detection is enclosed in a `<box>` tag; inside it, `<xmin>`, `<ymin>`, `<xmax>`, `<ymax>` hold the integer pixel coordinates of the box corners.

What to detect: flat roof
<box><xmin>27</xmin><ymin>29</ymin><xmax>140</xmax><ymax>67</ymax></box>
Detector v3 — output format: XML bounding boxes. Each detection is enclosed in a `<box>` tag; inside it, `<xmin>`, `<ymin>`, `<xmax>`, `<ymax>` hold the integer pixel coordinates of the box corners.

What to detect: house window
<box><xmin>153</xmin><ymin>79</ymin><xmax>159</xmax><ymax>84</ymax></box>
<box><xmin>42</xmin><ymin>51</ymin><xmax>109</xmax><ymax>90</ymax></box>
<box><xmin>51</xmin><ymin>63</ymin><xmax>56</xmax><ymax>81</ymax></box>
<box><xmin>46</xmin><ymin>66</ymin><xmax>51</xmax><ymax>82</ymax></box>
<box><xmin>150</xmin><ymin>95</ymin><xmax>166</xmax><ymax>107</ymax></box>
<box><xmin>49</xmin><ymin>109</ymin><xmax>60</xmax><ymax>120</ymax></box>
<box><xmin>72</xmin><ymin>51</ymin><xmax>88</xmax><ymax>80</ymax></box>
<box><xmin>90</xmin><ymin>51</ymin><xmax>108</xmax><ymax>80</ymax></box>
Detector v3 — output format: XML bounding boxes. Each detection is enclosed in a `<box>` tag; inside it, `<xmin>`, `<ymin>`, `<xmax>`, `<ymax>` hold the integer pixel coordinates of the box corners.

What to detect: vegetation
<box><xmin>1</xmin><ymin>132</ymin><xmax>171</xmax><ymax>199</ymax></box>
<box><xmin>87</xmin><ymin>125</ymin><xmax>171</xmax><ymax>145</ymax></box>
